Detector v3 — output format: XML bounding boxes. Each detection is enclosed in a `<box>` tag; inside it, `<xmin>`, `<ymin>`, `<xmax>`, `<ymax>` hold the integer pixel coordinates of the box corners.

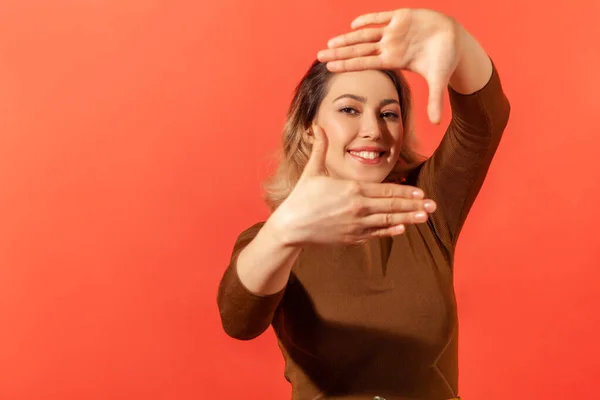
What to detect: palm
<box><xmin>318</xmin><ymin>8</ymin><xmax>462</xmax><ymax>124</ymax></box>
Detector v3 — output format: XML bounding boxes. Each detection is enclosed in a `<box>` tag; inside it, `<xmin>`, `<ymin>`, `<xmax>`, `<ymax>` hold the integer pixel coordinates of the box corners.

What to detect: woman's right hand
<box><xmin>271</xmin><ymin>126</ymin><xmax>437</xmax><ymax>246</ymax></box>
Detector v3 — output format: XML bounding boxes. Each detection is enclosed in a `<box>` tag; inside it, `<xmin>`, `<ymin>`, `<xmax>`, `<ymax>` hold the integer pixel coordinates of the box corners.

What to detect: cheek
<box><xmin>386</xmin><ymin>123</ymin><xmax>404</xmax><ymax>148</ymax></box>
<box><xmin>319</xmin><ymin>113</ymin><xmax>357</xmax><ymax>147</ymax></box>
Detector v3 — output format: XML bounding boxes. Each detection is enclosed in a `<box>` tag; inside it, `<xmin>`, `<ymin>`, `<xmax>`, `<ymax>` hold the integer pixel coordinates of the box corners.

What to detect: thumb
<box><xmin>301</xmin><ymin>125</ymin><xmax>328</xmax><ymax>178</ymax></box>
<box><xmin>425</xmin><ymin>72</ymin><xmax>446</xmax><ymax>125</ymax></box>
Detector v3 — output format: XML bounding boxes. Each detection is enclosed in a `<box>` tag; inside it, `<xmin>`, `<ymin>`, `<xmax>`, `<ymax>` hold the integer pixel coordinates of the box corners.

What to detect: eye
<box><xmin>381</xmin><ymin>111</ymin><xmax>399</xmax><ymax>120</ymax></box>
<box><xmin>339</xmin><ymin>106</ymin><xmax>359</xmax><ymax>115</ymax></box>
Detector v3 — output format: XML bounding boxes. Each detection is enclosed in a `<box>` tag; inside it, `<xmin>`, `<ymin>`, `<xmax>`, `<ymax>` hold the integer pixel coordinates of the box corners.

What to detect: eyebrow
<box><xmin>333</xmin><ymin>94</ymin><xmax>400</xmax><ymax>107</ymax></box>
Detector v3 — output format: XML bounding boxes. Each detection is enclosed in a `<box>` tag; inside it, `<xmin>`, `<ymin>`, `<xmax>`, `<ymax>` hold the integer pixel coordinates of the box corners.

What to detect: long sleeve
<box><xmin>216</xmin><ymin>221</ymin><xmax>286</xmax><ymax>340</ymax></box>
<box><xmin>411</xmin><ymin>60</ymin><xmax>511</xmax><ymax>258</ymax></box>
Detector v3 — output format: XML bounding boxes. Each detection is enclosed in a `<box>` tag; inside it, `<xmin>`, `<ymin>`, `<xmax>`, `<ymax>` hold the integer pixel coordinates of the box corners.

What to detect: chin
<box><xmin>343</xmin><ymin>170</ymin><xmax>390</xmax><ymax>183</ymax></box>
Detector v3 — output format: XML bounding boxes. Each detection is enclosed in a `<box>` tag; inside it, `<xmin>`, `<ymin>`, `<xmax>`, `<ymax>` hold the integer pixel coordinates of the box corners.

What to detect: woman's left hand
<box><xmin>317</xmin><ymin>8</ymin><xmax>465</xmax><ymax>125</ymax></box>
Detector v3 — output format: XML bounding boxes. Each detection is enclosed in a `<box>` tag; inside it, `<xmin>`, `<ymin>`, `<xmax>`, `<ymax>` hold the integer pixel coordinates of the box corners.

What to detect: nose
<box><xmin>359</xmin><ymin>113</ymin><xmax>382</xmax><ymax>140</ymax></box>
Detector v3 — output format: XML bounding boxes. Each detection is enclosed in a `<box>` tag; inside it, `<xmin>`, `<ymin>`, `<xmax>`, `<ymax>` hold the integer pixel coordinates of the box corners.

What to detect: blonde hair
<box><xmin>263</xmin><ymin>60</ymin><xmax>426</xmax><ymax>211</ymax></box>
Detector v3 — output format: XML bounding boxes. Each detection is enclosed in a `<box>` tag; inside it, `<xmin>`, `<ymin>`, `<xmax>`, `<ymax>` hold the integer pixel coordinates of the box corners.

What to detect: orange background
<box><xmin>1</xmin><ymin>1</ymin><xmax>599</xmax><ymax>399</ymax></box>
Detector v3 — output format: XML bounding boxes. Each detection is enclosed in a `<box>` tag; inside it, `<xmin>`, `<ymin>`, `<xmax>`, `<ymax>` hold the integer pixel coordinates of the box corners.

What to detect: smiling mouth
<box><xmin>348</xmin><ymin>150</ymin><xmax>386</xmax><ymax>160</ymax></box>
<box><xmin>348</xmin><ymin>150</ymin><xmax>387</xmax><ymax>164</ymax></box>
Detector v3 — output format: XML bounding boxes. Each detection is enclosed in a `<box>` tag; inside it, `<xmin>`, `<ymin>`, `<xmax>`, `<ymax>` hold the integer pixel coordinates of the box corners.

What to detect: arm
<box><xmin>217</xmin><ymin>123</ymin><xmax>433</xmax><ymax>340</ymax></box>
<box><xmin>449</xmin><ymin>24</ymin><xmax>494</xmax><ymax>95</ymax></box>
<box><xmin>414</xmin><ymin>27</ymin><xmax>511</xmax><ymax>253</ymax></box>
<box><xmin>217</xmin><ymin>217</ymin><xmax>300</xmax><ymax>340</ymax></box>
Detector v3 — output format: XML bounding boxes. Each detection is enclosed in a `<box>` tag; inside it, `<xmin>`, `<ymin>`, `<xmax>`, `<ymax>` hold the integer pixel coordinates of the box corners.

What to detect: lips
<box><xmin>347</xmin><ymin>146</ymin><xmax>388</xmax><ymax>165</ymax></box>
<box><xmin>347</xmin><ymin>146</ymin><xmax>388</xmax><ymax>153</ymax></box>
<box><xmin>348</xmin><ymin>150</ymin><xmax>384</xmax><ymax>160</ymax></box>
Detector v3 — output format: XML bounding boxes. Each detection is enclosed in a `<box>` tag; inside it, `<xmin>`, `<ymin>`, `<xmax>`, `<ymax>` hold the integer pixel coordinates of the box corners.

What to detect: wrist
<box><xmin>266</xmin><ymin>205</ymin><xmax>303</xmax><ymax>248</ymax></box>
<box><xmin>449</xmin><ymin>25</ymin><xmax>493</xmax><ymax>94</ymax></box>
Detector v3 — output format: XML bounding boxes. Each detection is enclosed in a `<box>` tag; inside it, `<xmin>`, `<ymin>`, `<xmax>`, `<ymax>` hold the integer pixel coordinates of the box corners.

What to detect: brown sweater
<box><xmin>217</xmin><ymin>62</ymin><xmax>510</xmax><ymax>400</ymax></box>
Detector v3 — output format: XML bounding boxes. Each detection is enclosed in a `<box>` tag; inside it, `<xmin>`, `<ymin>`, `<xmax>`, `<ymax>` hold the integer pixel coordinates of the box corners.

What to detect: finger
<box><xmin>425</xmin><ymin>72</ymin><xmax>448</xmax><ymax>125</ymax></box>
<box><xmin>359</xmin><ymin>182</ymin><xmax>425</xmax><ymax>199</ymax></box>
<box><xmin>318</xmin><ymin>43</ymin><xmax>379</xmax><ymax>63</ymax></box>
<box><xmin>351</xmin><ymin>11</ymin><xmax>395</xmax><ymax>29</ymax></box>
<box><xmin>371</xmin><ymin>224</ymin><xmax>406</xmax><ymax>238</ymax></box>
<box><xmin>327</xmin><ymin>28</ymin><xmax>383</xmax><ymax>48</ymax></box>
<box><xmin>356</xmin><ymin>223</ymin><xmax>406</xmax><ymax>241</ymax></box>
<box><xmin>361</xmin><ymin>210</ymin><xmax>429</xmax><ymax>229</ymax></box>
<box><xmin>364</xmin><ymin>197</ymin><xmax>437</xmax><ymax>214</ymax></box>
<box><xmin>427</xmin><ymin>84</ymin><xmax>444</xmax><ymax>125</ymax></box>
<box><xmin>301</xmin><ymin>125</ymin><xmax>328</xmax><ymax>177</ymax></box>
<box><xmin>326</xmin><ymin>56</ymin><xmax>383</xmax><ymax>72</ymax></box>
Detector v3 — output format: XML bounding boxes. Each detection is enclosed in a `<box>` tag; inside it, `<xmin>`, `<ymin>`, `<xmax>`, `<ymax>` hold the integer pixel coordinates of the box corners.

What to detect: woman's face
<box><xmin>312</xmin><ymin>70</ymin><xmax>404</xmax><ymax>183</ymax></box>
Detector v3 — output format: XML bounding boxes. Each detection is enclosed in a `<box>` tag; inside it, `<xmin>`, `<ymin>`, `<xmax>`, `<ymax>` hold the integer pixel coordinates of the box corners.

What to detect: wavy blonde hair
<box><xmin>263</xmin><ymin>60</ymin><xmax>426</xmax><ymax>211</ymax></box>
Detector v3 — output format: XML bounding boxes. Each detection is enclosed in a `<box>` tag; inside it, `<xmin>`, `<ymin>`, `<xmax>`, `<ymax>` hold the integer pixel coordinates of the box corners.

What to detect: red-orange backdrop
<box><xmin>1</xmin><ymin>1</ymin><xmax>599</xmax><ymax>399</ymax></box>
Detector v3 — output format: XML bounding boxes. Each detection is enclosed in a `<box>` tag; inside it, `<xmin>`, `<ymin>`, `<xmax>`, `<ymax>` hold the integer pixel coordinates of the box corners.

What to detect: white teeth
<box><xmin>350</xmin><ymin>151</ymin><xmax>381</xmax><ymax>160</ymax></box>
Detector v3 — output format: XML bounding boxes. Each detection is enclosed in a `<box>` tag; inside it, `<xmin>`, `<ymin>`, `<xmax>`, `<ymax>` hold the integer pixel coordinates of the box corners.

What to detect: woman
<box><xmin>217</xmin><ymin>8</ymin><xmax>510</xmax><ymax>400</ymax></box>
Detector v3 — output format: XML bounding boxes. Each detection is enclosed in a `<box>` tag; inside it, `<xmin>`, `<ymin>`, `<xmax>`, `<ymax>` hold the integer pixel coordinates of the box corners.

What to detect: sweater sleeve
<box><xmin>216</xmin><ymin>221</ymin><xmax>286</xmax><ymax>340</ymax></box>
<box><xmin>412</xmin><ymin>60</ymin><xmax>511</xmax><ymax>256</ymax></box>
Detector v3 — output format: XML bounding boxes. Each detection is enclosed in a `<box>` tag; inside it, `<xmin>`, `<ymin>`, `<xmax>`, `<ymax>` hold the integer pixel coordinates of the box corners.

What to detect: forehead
<box><xmin>325</xmin><ymin>70</ymin><xmax>399</xmax><ymax>101</ymax></box>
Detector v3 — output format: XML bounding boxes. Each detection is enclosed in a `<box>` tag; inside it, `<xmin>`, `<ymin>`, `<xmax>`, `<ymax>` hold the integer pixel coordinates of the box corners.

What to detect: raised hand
<box><xmin>272</xmin><ymin>126</ymin><xmax>437</xmax><ymax>246</ymax></box>
<box><xmin>317</xmin><ymin>8</ymin><xmax>464</xmax><ymax>125</ymax></box>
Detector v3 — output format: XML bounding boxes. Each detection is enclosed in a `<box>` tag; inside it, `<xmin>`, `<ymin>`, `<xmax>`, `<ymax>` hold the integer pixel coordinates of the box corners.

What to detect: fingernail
<box><xmin>327</xmin><ymin>39</ymin><xmax>335</xmax><ymax>47</ymax></box>
<box><xmin>412</xmin><ymin>190</ymin><xmax>424</xmax><ymax>198</ymax></box>
<box><xmin>326</xmin><ymin>61</ymin><xmax>339</xmax><ymax>71</ymax></box>
<box><xmin>424</xmin><ymin>200</ymin><xmax>437</xmax><ymax>212</ymax></box>
<box><xmin>415</xmin><ymin>211</ymin><xmax>427</xmax><ymax>220</ymax></box>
